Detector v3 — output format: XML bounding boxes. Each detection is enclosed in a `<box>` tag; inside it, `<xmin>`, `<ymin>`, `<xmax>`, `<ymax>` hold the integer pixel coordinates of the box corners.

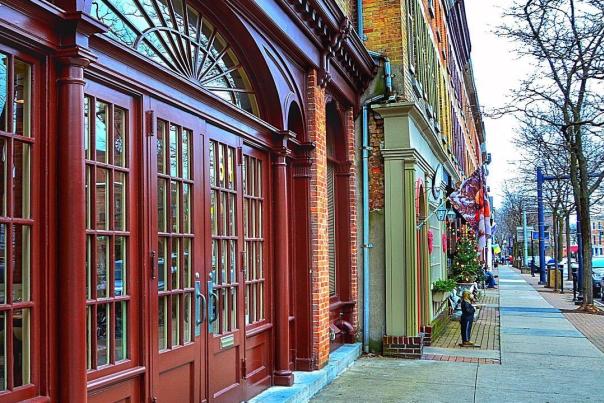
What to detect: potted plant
<box><xmin>432</xmin><ymin>279</ymin><xmax>457</xmax><ymax>302</ymax></box>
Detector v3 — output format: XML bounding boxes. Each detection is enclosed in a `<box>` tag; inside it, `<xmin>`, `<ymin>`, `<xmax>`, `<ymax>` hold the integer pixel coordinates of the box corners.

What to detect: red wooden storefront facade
<box><xmin>0</xmin><ymin>0</ymin><xmax>373</xmax><ymax>402</ymax></box>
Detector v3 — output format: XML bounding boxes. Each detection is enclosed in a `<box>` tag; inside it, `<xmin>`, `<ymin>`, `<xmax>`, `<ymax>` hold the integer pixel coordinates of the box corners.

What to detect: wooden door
<box><xmin>148</xmin><ymin>98</ymin><xmax>207</xmax><ymax>403</ymax></box>
<box><xmin>205</xmin><ymin>131</ymin><xmax>247</xmax><ymax>402</ymax></box>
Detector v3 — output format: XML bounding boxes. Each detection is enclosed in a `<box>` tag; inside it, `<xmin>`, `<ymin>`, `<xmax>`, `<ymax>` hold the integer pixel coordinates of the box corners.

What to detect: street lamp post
<box><xmin>523</xmin><ymin>210</ymin><xmax>529</xmax><ymax>266</ymax></box>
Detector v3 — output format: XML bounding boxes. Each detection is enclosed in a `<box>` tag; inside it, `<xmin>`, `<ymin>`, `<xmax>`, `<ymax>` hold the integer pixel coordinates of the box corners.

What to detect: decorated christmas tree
<box><xmin>451</xmin><ymin>234</ymin><xmax>481</xmax><ymax>283</ymax></box>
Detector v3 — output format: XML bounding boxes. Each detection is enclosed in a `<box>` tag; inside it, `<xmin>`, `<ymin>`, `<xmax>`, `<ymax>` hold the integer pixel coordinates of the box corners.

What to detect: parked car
<box><xmin>593</xmin><ymin>257</ymin><xmax>604</xmax><ymax>298</ymax></box>
<box><xmin>527</xmin><ymin>256</ymin><xmax>552</xmax><ymax>270</ymax></box>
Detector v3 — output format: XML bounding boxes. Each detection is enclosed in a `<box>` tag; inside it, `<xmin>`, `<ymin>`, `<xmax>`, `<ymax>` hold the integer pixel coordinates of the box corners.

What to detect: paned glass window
<box><xmin>90</xmin><ymin>0</ymin><xmax>258</xmax><ymax>114</ymax></box>
<box><xmin>243</xmin><ymin>155</ymin><xmax>265</xmax><ymax>325</ymax></box>
<box><xmin>209</xmin><ymin>140</ymin><xmax>238</xmax><ymax>334</ymax></box>
<box><xmin>0</xmin><ymin>52</ymin><xmax>33</xmax><ymax>392</ymax></box>
<box><xmin>85</xmin><ymin>96</ymin><xmax>130</xmax><ymax>370</ymax></box>
<box><xmin>407</xmin><ymin>0</ymin><xmax>417</xmax><ymax>72</ymax></box>
<box><xmin>157</xmin><ymin>120</ymin><xmax>194</xmax><ymax>350</ymax></box>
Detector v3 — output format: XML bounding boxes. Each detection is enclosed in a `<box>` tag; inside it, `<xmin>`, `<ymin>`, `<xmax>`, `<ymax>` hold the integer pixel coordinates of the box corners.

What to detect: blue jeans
<box><xmin>460</xmin><ymin>317</ymin><xmax>473</xmax><ymax>342</ymax></box>
<box><xmin>486</xmin><ymin>271</ymin><xmax>497</xmax><ymax>288</ymax></box>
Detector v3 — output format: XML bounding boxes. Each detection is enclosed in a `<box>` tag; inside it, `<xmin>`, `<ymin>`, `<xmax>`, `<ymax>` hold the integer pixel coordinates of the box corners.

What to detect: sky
<box><xmin>464</xmin><ymin>0</ymin><xmax>530</xmax><ymax>207</ymax></box>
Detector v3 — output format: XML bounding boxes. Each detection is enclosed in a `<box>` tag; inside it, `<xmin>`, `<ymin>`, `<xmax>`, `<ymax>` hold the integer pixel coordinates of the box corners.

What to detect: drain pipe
<box><xmin>357</xmin><ymin>0</ymin><xmax>364</xmax><ymax>38</ymax></box>
<box><xmin>362</xmin><ymin>56</ymin><xmax>392</xmax><ymax>353</ymax></box>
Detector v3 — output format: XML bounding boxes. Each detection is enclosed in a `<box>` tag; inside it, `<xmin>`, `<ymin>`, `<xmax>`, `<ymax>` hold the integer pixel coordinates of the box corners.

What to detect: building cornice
<box><xmin>279</xmin><ymin>0</ymin><xmax>376</xmax><ymax>90</ymax></box>
<box><xmin>381</xmin><ymin>147</ymin><xmax>436</xmax><ymax>178</ymax></box>
<box><xmin>373</xmin><ymin>102</ymin><xmax>461</xmax><ymax>182</ymax></box>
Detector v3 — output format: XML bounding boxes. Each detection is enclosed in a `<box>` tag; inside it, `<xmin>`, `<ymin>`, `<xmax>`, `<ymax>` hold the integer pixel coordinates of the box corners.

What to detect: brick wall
<box><xmin>307</xmin><ymin>70</ymin><xmax>330</xmax><ymax>368</ymax></box>
<box><xmin>368</xmin><ymin>114</ymin><xmax>384</xmax><ymax>211</ymax></box>
<box><xmin>383</xmin><ymin>335</ymin><xmax>424</xmax><ymax>359</ymax></box>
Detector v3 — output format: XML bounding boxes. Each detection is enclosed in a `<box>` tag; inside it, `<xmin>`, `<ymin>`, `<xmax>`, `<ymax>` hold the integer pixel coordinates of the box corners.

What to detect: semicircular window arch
<box><xmin>91</xmin><ymin>0</ymin><xmax>258</xmax><ymax>115</ymax></box>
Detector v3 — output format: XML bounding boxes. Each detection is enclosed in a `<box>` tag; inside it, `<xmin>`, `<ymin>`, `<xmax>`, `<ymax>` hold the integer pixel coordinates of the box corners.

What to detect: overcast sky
<box><xmin>465</xmin><ymin>0</ymin><xmax>530</xmax><ymax>207</ymax></box>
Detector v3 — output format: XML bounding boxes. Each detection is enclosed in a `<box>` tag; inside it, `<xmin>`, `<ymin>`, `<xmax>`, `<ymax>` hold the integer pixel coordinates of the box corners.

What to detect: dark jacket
<box><xmin>461</xmin><ymin>299</ymin><xmax>475</xmax><ymax>320</ymax></box>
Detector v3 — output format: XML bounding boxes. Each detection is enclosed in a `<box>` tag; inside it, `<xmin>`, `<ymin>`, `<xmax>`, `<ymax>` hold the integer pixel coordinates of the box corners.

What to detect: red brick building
<box><xmin>0</xmin><ymin>0</ymin><xmax>374</xmax><ymax>401</ymax></box>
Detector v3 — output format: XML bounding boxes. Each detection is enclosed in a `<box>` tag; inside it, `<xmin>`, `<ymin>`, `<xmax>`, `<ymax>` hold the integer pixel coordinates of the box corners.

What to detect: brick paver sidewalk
<box><xmin>517</xmin><ymin>268</ymin><xmax>604</xmax><ymax>353</ymax></box>
<box><xmin>430</xmin><ymin>289</ymin><xmax>500</xmax><ymax>351</ymax></box>
<box><xmin>423</xmin><ymin>271</ymin><xmax>501</xmax><ymax>364</ymax></box>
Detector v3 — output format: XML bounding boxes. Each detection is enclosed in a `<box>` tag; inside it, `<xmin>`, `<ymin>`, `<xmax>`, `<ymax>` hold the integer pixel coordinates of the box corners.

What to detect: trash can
<box><xmin>547</xmin><ymin>266</ymin><xmax>563</xmax><ymax>289</ymax></box>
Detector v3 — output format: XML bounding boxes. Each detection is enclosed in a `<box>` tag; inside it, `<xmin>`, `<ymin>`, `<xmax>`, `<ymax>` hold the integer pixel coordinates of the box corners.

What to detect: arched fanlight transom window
<box><xmin>90</xmin><ymin>0</ymin><xmax>258</xmax><ymax>114</ymax></box>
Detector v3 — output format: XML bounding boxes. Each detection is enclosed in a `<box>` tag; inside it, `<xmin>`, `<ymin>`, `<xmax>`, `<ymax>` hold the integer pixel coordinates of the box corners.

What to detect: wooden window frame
<box><xmin>83</xmin><ymin>86</ymin><xmax>140</xmax><ymax>383</ymax></box>
<box><xmin>0</xmin><ymin>45</ymin><xmax>42</xmax><ymax>402</ymax></box>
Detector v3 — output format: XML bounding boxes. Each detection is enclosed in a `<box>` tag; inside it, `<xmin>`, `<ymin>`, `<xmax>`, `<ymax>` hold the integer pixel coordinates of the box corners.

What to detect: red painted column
<box><xmin>56</xmin><ymin>53</ymin><xmax>91</xmax><ymax>402</ymax></box>
<box><xmin>273</xmin><ymin>135</ymin><xmax>294</xmax><ymax>386</ymax></box>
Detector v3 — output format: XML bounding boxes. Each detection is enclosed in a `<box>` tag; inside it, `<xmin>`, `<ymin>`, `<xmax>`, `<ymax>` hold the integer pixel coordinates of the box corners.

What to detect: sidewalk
<box><xmin>424</xmin><ymin>287</ymin><xmax>500</xmax><ymax>364</ymax></box>
<box><xmin>311</xmin><ymin>265</ymin><xmax>604</xmax><ymax>402</ymax></box>
<box><xmin>518</xmin><ymin>268</ymin><xmax>604</xmax><ymax>353</ymax></box>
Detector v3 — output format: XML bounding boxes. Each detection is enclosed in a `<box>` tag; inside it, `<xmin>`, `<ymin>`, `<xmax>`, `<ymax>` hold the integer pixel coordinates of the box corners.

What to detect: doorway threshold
<box><xmin>247</xmin><ymin>343</ymin><xmax>361</xmax><ymax>403</ymax></box>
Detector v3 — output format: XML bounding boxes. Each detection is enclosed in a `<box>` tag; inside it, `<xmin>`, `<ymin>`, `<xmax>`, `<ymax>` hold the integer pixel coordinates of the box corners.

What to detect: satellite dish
<box><xmin>431</xmin><ymin>164</ymin><xmax>442</xmax><ymax>199</ymax></box>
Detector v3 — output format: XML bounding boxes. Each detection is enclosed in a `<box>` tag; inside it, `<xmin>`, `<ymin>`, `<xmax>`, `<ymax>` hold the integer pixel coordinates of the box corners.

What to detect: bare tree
<box><xmin>498</xmin><ymin>0</ymin><xmax>604</xmax><ymax>309</ymax></box>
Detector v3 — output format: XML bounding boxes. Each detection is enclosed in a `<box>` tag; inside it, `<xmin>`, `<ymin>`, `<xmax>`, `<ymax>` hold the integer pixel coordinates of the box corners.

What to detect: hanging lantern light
<box><xmin>436</xmin><ymin>205</ymin><xmax>448</xmax><ymax>221</ymax></box>
<box><xmin>446</xmin><ymin>208</ymin><xmax>457</xmax><ymax>222</ymax></box>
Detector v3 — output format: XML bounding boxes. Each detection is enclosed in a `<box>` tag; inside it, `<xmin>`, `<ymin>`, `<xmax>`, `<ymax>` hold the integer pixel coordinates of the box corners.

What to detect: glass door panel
<box><xmin>148</xmin><ymin>99</ymin><xmax>205</xmax><ymax>403</ymax></box>
<box><xmin>156</xmin><ymin>120</ymin><xmax>194</xmax><ymax>350</ymax></box>
<box><xmin>84</xmin><ymin>95</ymin><xmax>133</xmax><ymax>372</ymax></box>
<box><xmin>208</xmin><ymin>140</ymin><xmax>238</xmax><ymax>336</ymax></box>
<box><xmin>243</xmin><ymin>154</ymin><xmax>265</xmax><ymax>326</ymax></box>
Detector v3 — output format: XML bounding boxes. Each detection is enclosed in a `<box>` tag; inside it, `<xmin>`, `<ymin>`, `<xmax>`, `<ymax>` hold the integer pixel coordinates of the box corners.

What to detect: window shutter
<box><xmin>327</xmin><ymin>162</ymin><xmax>337</xmax><ymax>296</ymax></box>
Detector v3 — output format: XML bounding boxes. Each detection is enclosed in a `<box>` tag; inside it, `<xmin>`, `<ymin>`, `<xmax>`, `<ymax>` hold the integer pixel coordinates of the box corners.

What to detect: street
<box><xmin>311</xmin><ymin>266</ymin><xmax>604</xmax><ymax>402</ymax></box>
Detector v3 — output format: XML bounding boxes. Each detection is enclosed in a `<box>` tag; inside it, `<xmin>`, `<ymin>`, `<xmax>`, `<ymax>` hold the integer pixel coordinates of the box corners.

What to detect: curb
<box><xmin>248</xmin><ymin>343</ymin><xmax>361</xmax><ymax>402</ymax></box>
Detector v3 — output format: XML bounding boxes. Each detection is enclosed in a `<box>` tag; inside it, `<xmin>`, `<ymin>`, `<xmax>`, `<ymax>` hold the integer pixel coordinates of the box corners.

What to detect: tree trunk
<box><xmin>556</xmin><ymin>210</ymin><xmax>559</xmax><ymax>261</ymax></box>
<box><xmin>575</xmin><ymin>126</ymin><xmax>593</xmax><ymax>307</ymax></box>
<box><xmin>556</xmin><ymin>214</ymin><xmax>563</xmax><ymax>264</ymax></box>
<box><xmin>566</xmin><ymin>214</ymin><xmax>572</xmax><ymax>280</ymax></box>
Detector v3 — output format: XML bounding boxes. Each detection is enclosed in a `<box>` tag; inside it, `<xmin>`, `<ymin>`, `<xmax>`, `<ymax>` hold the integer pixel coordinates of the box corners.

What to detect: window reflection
<box><xmin>156</xmin><ymin>119</ymin><xmax>194</xmax><ymax>349</ymax></box>
<box><xmin>85</xmin><ymin>96</ymin><xmax>131</xmax><ymax>370</ymax></box>
<box><xmin>12</xmin><ymin>225</ymin><xmax>30</xmax><ymax>303</ymax></box>
<box><xmin>0</xmin><ymin>54</ymin><xmax>7</xmax><ymax>131</ymax></box>
<box><xmin>95</xmin><ymin>102</ymin><xmax>108</xmax><ymax>163</ymax></box>
<box><xmin>13</xmin><ymin>61</ymin><xmax>31</xmax><ymax>137</ymax></box>
<box><xmin>0</xmin><ymin>54</ymin><xmax>33</xmax><ymax>391</ymax></box>
<box><xmin>13</xmin><ymin>141</ymin><xmax>31</xmax><ymax>219</ymax></box>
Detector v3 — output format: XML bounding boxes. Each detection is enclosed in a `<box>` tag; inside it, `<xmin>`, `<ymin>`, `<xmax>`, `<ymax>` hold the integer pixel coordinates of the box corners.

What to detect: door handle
<box><xmin>208</xmin><ymin>291</ymin><xmax>219</xmax><ymax>323</ymax></box>
<box><xmin>197</xmin><ymin>292</ymin><xmax>207</xmax><ymax>325</ymax></box>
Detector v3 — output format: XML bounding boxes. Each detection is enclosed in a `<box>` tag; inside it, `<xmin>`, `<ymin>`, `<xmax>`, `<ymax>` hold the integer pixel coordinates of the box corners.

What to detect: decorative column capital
<box><xmin>56</xmin><ymin>46</ymin><xmax>97</xmax><ymax>67</ymax></box>
<box><xmin>272</xmin><ymin>130</ymin><xmax>296</xmax><ymax>164</ymax></box>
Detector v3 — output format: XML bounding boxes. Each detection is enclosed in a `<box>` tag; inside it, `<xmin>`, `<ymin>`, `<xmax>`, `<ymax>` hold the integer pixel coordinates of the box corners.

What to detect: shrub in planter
<box><xmin>432</xmin><ymin>279</ymin><xmax>457</xmax><ymax>293</ymax></box>
<box><xmin>432</xmin><ymin>279</ymin><xmax>456</xmax><ymax>301</ymax></box>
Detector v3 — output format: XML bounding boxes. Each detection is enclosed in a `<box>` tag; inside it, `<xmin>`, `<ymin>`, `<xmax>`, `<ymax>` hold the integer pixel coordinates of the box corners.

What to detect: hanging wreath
<box><xmin>428</xmin><ymin>230</ymin><xmax>434</xmax><ymax>254</ymax></box>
